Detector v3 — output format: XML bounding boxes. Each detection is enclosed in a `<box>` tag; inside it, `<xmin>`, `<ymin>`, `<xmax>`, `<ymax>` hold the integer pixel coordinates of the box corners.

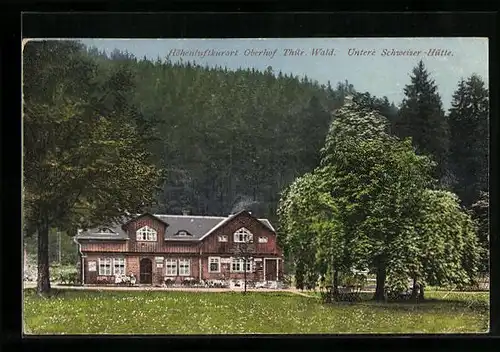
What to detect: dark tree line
<box><xmin>84</xmin><ymin>47</ymin><xmax>384</xmax><ymax>224</ymax></box>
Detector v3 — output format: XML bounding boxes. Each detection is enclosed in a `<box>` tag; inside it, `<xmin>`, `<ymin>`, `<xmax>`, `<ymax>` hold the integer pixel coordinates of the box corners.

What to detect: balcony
<box><xmin>133</xmin><ymin>242</ymin><xmax>162</xmax><ymax>253</ymax></box>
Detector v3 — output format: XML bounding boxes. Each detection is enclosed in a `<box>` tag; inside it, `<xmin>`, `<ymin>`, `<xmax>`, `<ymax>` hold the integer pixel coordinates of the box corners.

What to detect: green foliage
<box><xmin>386</xmin><ymin>190</ymin><xmax>481</xmax><ymax>290</ymax></box>
<box><xmin>281</xmin><ymin>92</ymin><xmax>481</xmax><ymax>301</ymax></box>
<box><xmin>23</xmin><ymin>40</ymin><xmax>165</xmax><ymax>293</ymax></box>
<box><xmin>23</xmin><ymin>40</ymin><xmax>164</xmax><ymax>234</ymax></box>
<box><xmin>448</xmin><ymin>74</ymin><xmax>489</xmax><ymax>206</ymax></box>
<box><xmin>49</xmin><ymin>265</ymin><xmax>79</xmax><ymax>283</ymax></box>
<box><xmin>277</xmin><ymin>172</ymin><xmax>334</xmax><ymax>289</ymax></box>
<box><xmin>82</xmin><ymin>46</ymin><xmax>369</xmax><ymax>220</ymax></box>
<box><xmin>471</xmin><ymin>191</ymin><xmax>489</xmax><ymax>273</ymax></box>
<box><xmin>395</xmin><ymin>60</ymin><xmax>449</xmax><ymax>183</ymax></box>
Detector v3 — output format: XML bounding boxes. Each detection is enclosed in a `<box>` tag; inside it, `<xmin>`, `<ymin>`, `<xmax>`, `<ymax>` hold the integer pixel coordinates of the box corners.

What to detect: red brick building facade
<box><xmin>75</xmin><ymin>210</ymin><xmax>284</xmax><ymax>285</ymax></box>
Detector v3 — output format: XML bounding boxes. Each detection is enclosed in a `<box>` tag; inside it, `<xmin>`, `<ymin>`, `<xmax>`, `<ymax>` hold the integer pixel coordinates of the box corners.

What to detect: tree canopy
<box><xmin>23</xmin><ymin>40</ymin><xmax>164</xmax><ymax>294</ymax></box>
<box><xmin>279</xmin><ymin>92</ymin><xmax>481</xmax><ymax>301</ymax></box>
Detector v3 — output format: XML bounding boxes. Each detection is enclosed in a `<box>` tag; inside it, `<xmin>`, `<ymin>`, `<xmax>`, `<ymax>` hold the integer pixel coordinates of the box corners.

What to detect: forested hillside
<box><xmin>84</xmin><ymin>47</ymin><xmax>400</xmax><ymax>223</ymax></box>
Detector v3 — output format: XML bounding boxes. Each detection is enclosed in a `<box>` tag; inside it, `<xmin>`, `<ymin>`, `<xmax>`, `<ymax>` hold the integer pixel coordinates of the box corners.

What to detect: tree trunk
<box><xmin>418</xmin><ymin>284</ymin><xmax>425</xmax><ymax>301</ymax></box>
<box><xmin>37</xmin><ymin>220</ymin><xmax>51</xmax><ymax>296</ymax></box>
<box><xmin>373</xmin><ymin>261</ymin><xmax>387</xmax><ymax>302</ymax></box>
<box><xmin>411</xmin><ymin>275</ymin><xmax>419</xmax><ymax>300</ymax></box>
<box><xmin>333</xmin><ymin>269</ymin><xmax>339</xmax><ymax>294</ymax></box>
<box><xmin>243</xmin><ymin>259</ymin><xmax>247</xmax><ymax>294</ymax></box>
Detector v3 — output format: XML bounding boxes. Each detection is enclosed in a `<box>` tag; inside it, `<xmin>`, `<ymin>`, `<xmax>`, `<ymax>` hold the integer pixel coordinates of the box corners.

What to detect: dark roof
<box><xmin>157</xmin><ymin>215</ymin><xmax>224</xmax><ymax>241</ymax></box>
<box><xmin>76</xmin><ymin>225</ymin><xmax>129</xmax><ymax>240</ymax></box>
<box><xmin>158</xmin><ymin>211</ymin><xmax>275</xmax><ymax>240</ymax></box>
<box><xmin>121</xmin><ymin>212</ymin><xmax>169</xmax><ymax>228</ymax></box>
<box><xmin>76</xmin><ymin>211</ymin><xmax>275</xmax><ymax>241</ymax></box>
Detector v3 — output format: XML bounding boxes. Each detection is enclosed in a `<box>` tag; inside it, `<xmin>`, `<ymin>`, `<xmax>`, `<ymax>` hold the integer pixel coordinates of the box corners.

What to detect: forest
<box><xmin>23</xmin><ymin>40</ymin><xmax>488</xmax><ymax>296</ymax></box>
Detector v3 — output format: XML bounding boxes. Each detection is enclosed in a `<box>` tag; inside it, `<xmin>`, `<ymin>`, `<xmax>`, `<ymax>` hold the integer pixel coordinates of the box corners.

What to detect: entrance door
<box><xmin>265</xmin><ymin>259</ymin><xmax>277</xmax><ymax>281</ymax></box>
<box><xmin>139</xmin><ymin>258</ymin><xmax>153</xmax><ymax>284</ymax></box>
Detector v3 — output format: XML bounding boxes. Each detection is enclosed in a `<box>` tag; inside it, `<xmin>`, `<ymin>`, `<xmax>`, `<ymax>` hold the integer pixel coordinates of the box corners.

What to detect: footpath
<box><xmin>23</xmin><ymin>282</ymin><xmax>321</xmax><ymax>296</ymax></box>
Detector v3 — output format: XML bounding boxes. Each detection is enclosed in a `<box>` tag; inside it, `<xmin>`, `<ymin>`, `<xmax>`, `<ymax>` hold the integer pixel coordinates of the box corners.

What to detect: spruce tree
<box><xmin>396</xmin><ymin>60</ymin><xmax>450</xmax><ymax>184</ymax></box>
<box><xmin>448</xmin><ymin>74</ymin><xmax>489</xmax><ymax>206</ymax></box>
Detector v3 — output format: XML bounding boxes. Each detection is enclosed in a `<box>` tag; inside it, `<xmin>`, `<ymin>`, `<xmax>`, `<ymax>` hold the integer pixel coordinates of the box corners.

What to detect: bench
<box><xmin>321</xmin><ymin>285</ymin><xmax>362</xmax><ymax>303</ymax></box>
<box><xmin>59</xmin><ymin>272</ymin><xmax>79</xmax><ymax>285</ymax></box>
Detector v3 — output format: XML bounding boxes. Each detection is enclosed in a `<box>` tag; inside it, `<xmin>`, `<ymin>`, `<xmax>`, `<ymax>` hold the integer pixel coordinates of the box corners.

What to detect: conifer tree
<box><xmin>396</xmin><ymin>60</ymin><xmax>450</xmax><ymax>184</ymax></box>
<box><xmin>448</xmin><ymin>74</ymin><xmax>489</xmax><ymax>206</ymax></box>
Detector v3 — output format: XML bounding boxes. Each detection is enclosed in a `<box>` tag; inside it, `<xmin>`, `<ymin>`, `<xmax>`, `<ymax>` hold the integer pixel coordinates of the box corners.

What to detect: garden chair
<box><xmin>58</xmin><ymin>273</ymin><xmax>68</xmax><ymax>285</ymax></box>
<box><xmin>255</xmin><ymin>282</ymin><xmax>266</xmax><ymax>289</ymax></box>
<box><xmin>68</xmin><ymin>272</ymin><xmax>79</xmax><ymax>285</ymax></box>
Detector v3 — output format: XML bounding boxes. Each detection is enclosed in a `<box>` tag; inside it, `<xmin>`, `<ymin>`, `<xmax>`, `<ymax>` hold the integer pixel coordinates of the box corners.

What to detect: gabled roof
<box><xmin>121</xmin><ymin>212</ymin><xmax>169</xmax><ymax>229</ymax></box>
<box><xmin>157</xmin><ymin>210</ymin><xmax>275</xmax><ymax>241</ymax></box>
<box><xmin>76</xmin><ymin>224</ymin><xmax>129</xmax><ymax>240</ymax></box>
<box><xmin>75</xmin><ymin>210</ymin><xmax>276</xmax><ymax>241</ymax></box>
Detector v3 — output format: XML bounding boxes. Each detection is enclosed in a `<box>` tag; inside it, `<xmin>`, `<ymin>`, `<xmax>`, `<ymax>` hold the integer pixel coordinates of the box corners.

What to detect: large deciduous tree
<box><xmin>277</xmin><ymin>171</ymin><xmax>346</xmax><ymax>291</ymax></box>
<box><xmin>23</xmin><ymin>40</ymin><xmax>164</xmax><ymax>295</ymax></box>
<box><xmin>312</xmin><ymin>97</ymin><xmax>437</xmax><ymax>301</ymax></box>
<box><xmin>386</xmin><ymin>190</ymin><xmax>480</xmax><ymax>299</ymax></box>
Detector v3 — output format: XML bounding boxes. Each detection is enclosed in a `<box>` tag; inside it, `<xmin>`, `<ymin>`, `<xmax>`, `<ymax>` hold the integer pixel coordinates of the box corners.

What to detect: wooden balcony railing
<box><xmin>133</xmin><ymin>242</ymin><xmax>162</xmax><ymax>253</ymax></box>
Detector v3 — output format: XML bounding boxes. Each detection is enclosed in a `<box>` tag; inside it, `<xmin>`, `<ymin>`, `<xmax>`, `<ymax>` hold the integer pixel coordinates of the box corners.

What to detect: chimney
<box><xmin>182</xmin><ymin>209</ymin><xmax>190</xmax><ymax>216</ymax></box>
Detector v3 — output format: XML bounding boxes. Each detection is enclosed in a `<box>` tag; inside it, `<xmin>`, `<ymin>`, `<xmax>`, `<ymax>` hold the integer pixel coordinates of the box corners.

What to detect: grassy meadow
<box><xmin>23</xmin><ymin>289</ymin><xmax>489</xmax><ymax>335</ymax></box>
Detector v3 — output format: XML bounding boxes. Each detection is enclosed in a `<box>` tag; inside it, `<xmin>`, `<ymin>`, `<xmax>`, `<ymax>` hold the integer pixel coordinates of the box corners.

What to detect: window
<box><xmin>136</xmin><ymin>226</ymin><xmax>157</xmax><ymax>241</ymax></box>
<box><xmin>233</xmin><ymin>228</ymin><xmax>253</xmax><ymax>243</ymax></box>
<box><xmin>113</xmin><ymin>258</ymin><xmax>126</xmax><ymax>276</ymax></box>
<box><xmin>95</xmin><ymin>227</ymin><xmax>116</xmax><ymax>235</ymax></box>
<box><xmin>218</xmin><ymin>235</ymin><xmax>228</xmax><ymax>242</ymax></box>
<box><xmin>179</xmin><ymin>259</ymin><xmax>191</xmax><ymax>276</ymax></box>
<box><xmin>209</xmin><ymin>257</ymin><xmax>220</xmax><ymax>273</ymax></box>
<box><xmin>177</xmin><ymin>231</ymin><xmax>189</xmax><ymax>236</ymax></box>
<box><xmin>258</xmin><ymin>236</ymin><xmax>268</xmax><ymax>243</ymax></box>
<box><xmin>231</xmin><ymin>258</ymin><xmax>252</xmax><ymax>272</ymax></box>
<box><xmin>165</xmin><ymin>259</ymin><xmax>177</xmax><ymax>276</ymax></box>
<box><xmin>98</xmin><ymin>258</ymin><xmax>112</xmax><ymax>276</ymax></box>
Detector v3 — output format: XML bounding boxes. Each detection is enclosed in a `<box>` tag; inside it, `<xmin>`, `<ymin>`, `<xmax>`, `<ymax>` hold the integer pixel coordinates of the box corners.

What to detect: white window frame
<box><xmin>95</xmin><ymin>227</ymin><xmax>117</xmax><ymax>235</ymax></box>
<box><xmin>178</xmin><ymin>231</ymin><xmax>188</xmax><ymax>236</ymax></box>
<box><xmin>98</xmin><ymin>258</ymin><xmax>112</xmax><ymax>276</ymax></box>
<box><xmin>230</xmin><ymin>257</ymin><xmax>252</xmax><ymax>273</ymax></box>
<box><xmin>178</xmin><ymin>259</ymin><xmax>191</xmax><ymax>276</ymax></box>
<box><xmin>233</xmin><ymin>228</ymin><xmax>253</xmax><ymax>243</ymax></box>
<box><xmin>208</xmin><ymin>257</ymin><xmax>221</xmax><ymax>273</ymax></box>
<box><xmin>165</xmin><ymin>259</ymin><xmax>177</xmax><ymax>276</ymax></box>
<box><xmin>218</xmin><ymin>235</ymin><xmax>228</xmax><ymax>242</ymax></box>
<box><xmin>258</xmin><ymin>236</ymin><xmax>268</xmax><ymax>243</ymax></box>
<box><xmin>113</xmin><ymin>258</ymin><xmax>126</xmax><ymax>276</ymax></box>
<box><xmin>136</xmin><ymin>226</ymin><xmax>157</xmax><ymax>241</ymax></box>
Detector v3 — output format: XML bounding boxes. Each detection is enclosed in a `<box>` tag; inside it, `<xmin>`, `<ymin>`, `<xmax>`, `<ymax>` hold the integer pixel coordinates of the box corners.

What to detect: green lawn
<box><xmin>23</xmin><ymin>289</ymin><xmax>489</xmax><ymax>334</ymax></box>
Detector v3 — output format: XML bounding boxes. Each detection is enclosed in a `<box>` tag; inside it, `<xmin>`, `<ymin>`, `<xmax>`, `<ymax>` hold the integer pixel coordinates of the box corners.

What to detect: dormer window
<box><xmin>136</xmin><ymin>226</ymin><xmax>157</xmax><ymax>241</ymax></box>
<box><xmin>233</xmin><ymin>228</ymin><xmax>253</xmax><ymax>243</ymax></box>
<box><xmin>177</xmin><ymin>231</ymin><xmax>189</xmax><ymax>237</ymax></box>
<box><xmin>94</xmin><ymin>227</ymin><xmax>117</xmax><ymax>235</ymax></box>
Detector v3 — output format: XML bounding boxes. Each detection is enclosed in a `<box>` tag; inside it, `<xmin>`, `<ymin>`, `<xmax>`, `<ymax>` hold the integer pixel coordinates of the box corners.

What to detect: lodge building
<box><xmin>74</xmin><ymin>210</ymin><xmax>284</xmax><ymax>286</ymax></box>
